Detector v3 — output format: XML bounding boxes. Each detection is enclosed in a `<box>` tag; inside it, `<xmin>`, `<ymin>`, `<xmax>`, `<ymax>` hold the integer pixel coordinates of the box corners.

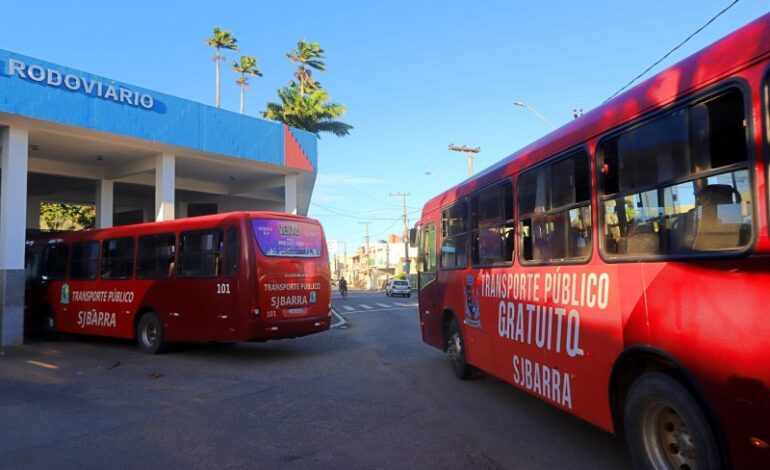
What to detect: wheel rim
<box><xmin>142</xmin><ymin>321</ymin><xmax>158</xmax><ymax>347</ymax></box>
<box><xmin>447</xmin><ymin>329</ymin><xmax>462</xmax><ymax>365</ymax></box>
<box><xmin>641</xmin><ymin>401</ymin><xmax>698</xmax><ymax>470</ymax></box>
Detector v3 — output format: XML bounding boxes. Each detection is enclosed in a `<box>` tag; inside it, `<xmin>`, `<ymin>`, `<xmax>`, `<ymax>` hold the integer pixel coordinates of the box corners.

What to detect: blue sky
<box><xmin>2</xmin><ymin>1</ymin><xmax>767</xmax><ymax>250</ymax></box>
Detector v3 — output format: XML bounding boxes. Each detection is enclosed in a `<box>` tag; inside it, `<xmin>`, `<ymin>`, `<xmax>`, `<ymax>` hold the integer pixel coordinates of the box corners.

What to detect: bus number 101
<box><xmin>216</xmin><ymin>283</ymin><xmax>231</xmax><ymax>294</ymax></box>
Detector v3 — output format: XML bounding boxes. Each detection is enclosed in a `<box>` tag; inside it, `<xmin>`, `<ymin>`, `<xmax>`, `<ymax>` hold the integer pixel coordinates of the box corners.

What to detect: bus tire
<box><xmin>137</xmin><ymin>312</ymin><xmax>166</xmax><ymax>354</ymax></box>
<box><xmin>624</xmin><ymin>372</ymin><xmax>721</xmax><ymax>470</ymax></box>
<box><xmin>42</xmin><ymin>308</ymin><xmax>59</xmax><ymax>341</ymax></box>
<box><xmin>446</xmin><ymin>316</ymin><xmax>473</xmax><ymax>380</ymax></box>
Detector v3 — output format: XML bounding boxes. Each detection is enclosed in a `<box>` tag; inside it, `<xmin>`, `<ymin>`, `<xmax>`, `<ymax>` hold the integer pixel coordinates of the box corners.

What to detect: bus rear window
<box><xmin>252</xmin><ymin>219</ymin><xmax>323</xmax><ymax>258</ymax></box>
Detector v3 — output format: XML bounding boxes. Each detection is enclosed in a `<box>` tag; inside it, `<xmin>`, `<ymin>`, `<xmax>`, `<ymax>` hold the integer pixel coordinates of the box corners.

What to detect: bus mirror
<box><xmin>409</xmin><ymin>228</ymin><xmax>418</xmax><ymax>248</ymax></box>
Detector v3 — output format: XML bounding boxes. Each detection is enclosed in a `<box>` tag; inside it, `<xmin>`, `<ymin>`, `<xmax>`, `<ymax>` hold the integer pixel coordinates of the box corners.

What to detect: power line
<box><xmin>322</xmin><ymin>174</ymin><xmax>402</xmax><ymax>208</ymax></box>
<box><xmin>310</xmin><ymin>202</ymin><xmax>400</xmax><ymax>221</ymax></box>
<box><xmin>606</xmin><ymin>0</ymin><xmax>741</xmax><ymax>102</ymax></box>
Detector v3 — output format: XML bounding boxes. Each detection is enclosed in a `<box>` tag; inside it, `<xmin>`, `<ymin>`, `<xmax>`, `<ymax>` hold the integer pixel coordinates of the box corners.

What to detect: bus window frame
<box><xmin>596</xmin><ymin>80</ymin><xmax>758</xmax><ymax>263</ymax></box>
<box><xmin>762</xmin><ymin>67</ymin><xmax>770</xmax><ymax>239</ymax></box>
<box><xmin>439</xmin><ymin>199</ymin><xmax>470</xmax><ymax>271</ymax></box>
<box><xmin>516</xmin><ymin>145</ymin><xmax>594</xmax><ymax>267</ymax></box>
<box><xmin>469</xmin><ymin>178</ymin><xmax>515</xmax><ymax>268</ymax></box>
<box><xmin>224</xmin><ymin>226</ymin><xmax>240</xmax><ymax>279</ymax></box>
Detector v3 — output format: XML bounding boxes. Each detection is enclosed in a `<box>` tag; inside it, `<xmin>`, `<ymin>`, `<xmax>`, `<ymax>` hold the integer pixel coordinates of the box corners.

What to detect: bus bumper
<box><xmin>245</xmin><ymin>312</ymin><xmax>331</xmax><ymax>341</ymax></box>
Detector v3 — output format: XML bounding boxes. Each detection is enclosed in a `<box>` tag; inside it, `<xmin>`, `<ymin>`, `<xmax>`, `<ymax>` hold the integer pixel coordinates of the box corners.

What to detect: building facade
<box><xmin>0</xmin><ymin>49</ymin><xmax>319</xmax><ymax>346</ymax></box>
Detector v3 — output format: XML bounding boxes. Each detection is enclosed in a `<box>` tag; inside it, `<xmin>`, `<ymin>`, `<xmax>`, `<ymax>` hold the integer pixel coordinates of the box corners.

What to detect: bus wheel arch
<box><xmin>440</xmin><ymin>309</ymin><xmax>473</xmax><ymax>380</ymax></box>
<box><xmin>135</xmin><ymin>308</ymin><xmax>167</xmax><ymax>354</ymax></box>
<box><xmin>610</xmin><ymin>347</ymin><xmax>729</xmax><ymax>469</ymax></box>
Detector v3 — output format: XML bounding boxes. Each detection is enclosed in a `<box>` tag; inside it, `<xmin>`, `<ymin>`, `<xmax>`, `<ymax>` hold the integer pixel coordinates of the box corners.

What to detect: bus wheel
<box><xmin>624</xmin><ymin>372</ymin><xmax>721</xmax><ymax>470</ymax></box>
<box><xmin>42</xmin><ymin>308</ymin><xmax>59</xmax><ymax>341</ymax></box>
<box><xmin>137</xmin><ymin>312</ymin><xmax>166</xmax><ymax>354</ymax></box>
<box><xmin>446</xmin><ymin>317</ymin><xmax>473</xmax><ymax>380</ymax></box>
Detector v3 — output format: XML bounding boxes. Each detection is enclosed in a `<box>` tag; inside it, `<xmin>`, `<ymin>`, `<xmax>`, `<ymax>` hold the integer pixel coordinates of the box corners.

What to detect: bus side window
<box><xmin>25</xmin><ymin>251</ymin><xmax>41</xmax><ymax>282</ymax></box>
<box><xmin>419</xmin><ymin>223</ymin><xmax>436</xmax><ymax>272</ymax></box>
<box><xmin>101</xmin><ymin>237</ymin><xmax>135</xmax><ymax>280</ymax></box>
<box><xmin>70</xmin><ymin>241</ymin><xmax>99</xmax><ymax>280</ymax></box>
<box><xmin>42</xmin><ymin>243</ymin><xmax>69</xmax><ymax>281</ymax></box>
<box><xmin>225</xmin><ymin>227</ymin><xmax>239</xmax><ymax>278</ymax></box>
<box><xmin>600</xmin><ymin>88</ymin><xmax>751</xmax><ymax>257</ymax></box>
<box><xmin>440</xmin><ymin>202</ymin><xmax>468</xmax><ymax>269</ymax></box>
<box><xmin>470</xmin><ymin>180</ymin><xmax>514</xmax><ymax>266</ymax></box>
<box><xmin>137</xmin><ymin>233</ymin><xmax>176</xmax><ymax>279</ymax></box>
<box><xmin>518</xmin><ymin>150</ymin><xmax>592</xmax><ymax>263</ymax></box>
<box><xmin>179</xmin><ymin>230</ymin><xmax>223</xmax><ymax>278</ymax></box>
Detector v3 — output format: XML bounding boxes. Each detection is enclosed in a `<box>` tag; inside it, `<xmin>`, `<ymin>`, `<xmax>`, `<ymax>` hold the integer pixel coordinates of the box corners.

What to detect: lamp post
<box><xmin>513</xmin><ymin>101</ymin><xmax>557</xmax><ymax>129</ymax></box>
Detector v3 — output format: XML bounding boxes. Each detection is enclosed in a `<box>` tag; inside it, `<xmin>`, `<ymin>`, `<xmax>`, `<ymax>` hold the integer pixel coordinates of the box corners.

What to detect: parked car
<box><xmin>385</xmin><ymin>279</ymin><xmax>411</xmax><ymax>297</ymax></box>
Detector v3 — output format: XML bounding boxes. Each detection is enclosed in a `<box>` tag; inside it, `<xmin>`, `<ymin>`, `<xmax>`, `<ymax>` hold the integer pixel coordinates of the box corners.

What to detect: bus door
<box><xmin>417</xmin><ymin>223</ymin><xmax>442</xmax><ymax>348</ymax></box>
<box><xmin>175</xmin><ymin>228</ymin><xmax>237</xmax><ymax>341</ymax></box>
<box><xmin>218</xmin><ymin>226</ymin><xmax>242</xmax><ymax>338</ymax></box>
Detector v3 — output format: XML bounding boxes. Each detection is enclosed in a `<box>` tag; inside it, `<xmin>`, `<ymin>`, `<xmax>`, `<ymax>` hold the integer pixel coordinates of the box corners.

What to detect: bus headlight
<box><xmin>254</xmin><ymin>308</ymin><xmax>260</xmax><ymax>317</ymax></box>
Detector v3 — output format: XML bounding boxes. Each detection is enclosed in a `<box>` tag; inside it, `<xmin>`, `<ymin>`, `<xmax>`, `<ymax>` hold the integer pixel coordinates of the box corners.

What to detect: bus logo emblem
<box><xmin>309</xmin><ymin>291</ymin><xmax>317</xmax><ymax>303</ymax></box>
<box><xmin>61</xmin><ymin>284</ymin><xmax>70</xmax><ymax>305</ymax></box>
<box><xmin>465</xmin><ymin>275</ymin><xmax>480</xmax><ymax>328</ymax></box>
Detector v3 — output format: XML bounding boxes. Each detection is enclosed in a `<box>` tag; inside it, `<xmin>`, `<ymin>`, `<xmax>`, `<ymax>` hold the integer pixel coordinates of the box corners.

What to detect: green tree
<box><xmin>232</xmin><ymin>55</ymin><xmax>262</xmax><ymax>114</ymax></box>
<box><xmin>205</xmin><ymin>27</ymin><xmax>239</xmax><ymax>108</ymax></box>
<box><xmin>264</xmin><ymin>87</ymin><xmax>352</xmax><ymax>137</ymax></box>
<box><xmin>40</xmin><ymin>203</ymin><xmax>95</xmax><ymax>231</ymax></box>
<box><xmin>264</xmin><ymin>40</ymin><xmax>352</xmax><ymax>137</ymax></box>
<box><xmin>286</xmin><ymin>40</ymin><xmax>325</xmax><ymax>96</ymax></box>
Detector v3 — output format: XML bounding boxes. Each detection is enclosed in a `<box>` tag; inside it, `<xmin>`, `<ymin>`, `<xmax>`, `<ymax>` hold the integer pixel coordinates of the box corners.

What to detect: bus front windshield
<box><xmin>252</xmin><ymin>219</ymin><xmax>323</xmax><ymax>258</ymax></box>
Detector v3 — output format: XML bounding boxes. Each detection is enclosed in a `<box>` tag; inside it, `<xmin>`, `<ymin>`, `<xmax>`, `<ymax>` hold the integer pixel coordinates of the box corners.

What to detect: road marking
<box><xmin>359</xmin><ymin>304</ymin><xmax>373</xmax><ymax>310</ymax></box>
<box><xmin>330</xmin><ymin>308</ymin><xmax>348</xmax><ymax>329</ymax></box>
<box><xmin>338</xmin><ymin>307</ymin><xmax>408</xmax><ymax>314</ymax></box>
<box><xmin>342</xmin><ymin>305</ymin><xmax>355</xmax><ymax>311</ymax></box>
<box><xmin>376</xmin><ymin>303</ymin><xmax>390</xmax><ymax>308</ymax></box>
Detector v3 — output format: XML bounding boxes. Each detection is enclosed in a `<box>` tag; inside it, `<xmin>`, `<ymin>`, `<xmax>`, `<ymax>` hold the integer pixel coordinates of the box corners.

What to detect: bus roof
<box><xmin>422</xmin><ymin>12</ymin><xmax>770</xmax><ymax>216</ymax></box>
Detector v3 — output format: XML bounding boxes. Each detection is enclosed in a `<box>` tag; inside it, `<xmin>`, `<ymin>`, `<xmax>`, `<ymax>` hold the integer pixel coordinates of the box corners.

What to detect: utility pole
<box><xmin>448</xmin><ymin>144</ymin><xmax>480</xmax><ymax>176</ymax></box>
<box><xmin>358</xmin><ymin>221</ymin><xmax>370</xmax><ymax>289</ymax></box>
<box><xmin>390</xmin><ymin>192</ymin><xmax>410</xmax><ymax>275</ymax></box>
<box><xmin>339</xmin><ymin>241</ymin><xmax>348</xmax><ymax>281</ymax></box>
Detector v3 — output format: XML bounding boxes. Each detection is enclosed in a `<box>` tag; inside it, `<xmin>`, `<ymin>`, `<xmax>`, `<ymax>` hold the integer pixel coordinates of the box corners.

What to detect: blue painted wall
<box><xmin>0</xmin><ymin>49</ymin><xmax>317</xmax><ymax>170</ymax></box>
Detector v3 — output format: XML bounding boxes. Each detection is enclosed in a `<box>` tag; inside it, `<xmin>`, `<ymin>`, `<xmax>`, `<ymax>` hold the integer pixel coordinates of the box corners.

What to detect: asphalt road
<box><xmin>0</xmin><ymin>290</ymin><xmax>630</xmax><ymax>469</ymax></box>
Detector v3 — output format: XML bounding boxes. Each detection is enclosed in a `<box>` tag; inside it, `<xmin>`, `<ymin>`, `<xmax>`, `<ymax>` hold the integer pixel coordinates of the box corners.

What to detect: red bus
<box><xmin>412</xmin><ymin>13</ymin><xmax>770</xmax><ymax>470</ymax></box>
<box><xmin>24</xmin><ymin>212</ymin><xmax>332</xmax><ymax>353</ymax></box>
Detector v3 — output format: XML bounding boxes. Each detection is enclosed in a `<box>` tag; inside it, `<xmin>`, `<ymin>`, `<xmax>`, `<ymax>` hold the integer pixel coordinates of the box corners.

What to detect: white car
<box><xmin>385</xmin><ymin>279</ymin><xmax>411</xmax><ymax>297</ymax></box>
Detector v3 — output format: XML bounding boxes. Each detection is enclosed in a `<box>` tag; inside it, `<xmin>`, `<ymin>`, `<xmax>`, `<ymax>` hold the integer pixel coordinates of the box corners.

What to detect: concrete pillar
<box><xmin>285</xmin><ymin>173</ymin><xmax>298</xmax><ymax>215</ymax></box>
<box><xmin>0</xmin><ymin>127</ymin><xmax>28</xmax><ymax>346</ymax></box>
<box><xmin>96</xmin><ymin>179</ymin><xmax>114</xmax><ymax>228</ymax></box>
<box><xmin>155</xmin><ymin>153</ymin><xmax>175</xmax><ymax>222</ymax></box>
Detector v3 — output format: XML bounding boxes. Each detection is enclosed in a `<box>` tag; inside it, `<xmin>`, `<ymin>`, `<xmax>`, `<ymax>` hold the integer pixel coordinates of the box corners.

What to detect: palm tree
<box><xmin>263</xmin><ymin>87</ymin><xmax>352</xmax><ymax>137</ymax></box>
<box><xmin>286</xmin><ymin>40</ymin><xmax>326</xmax><ymax>96</ymax></box>
<box><xmin>205</xmin><ymin>27</ymin><xmax>239</xmax><ymax>108</ymax></box>
<box><xmin>232</xmin><ymin>55</ymin><xmax>262</xmax><ymax>114</ymax></box>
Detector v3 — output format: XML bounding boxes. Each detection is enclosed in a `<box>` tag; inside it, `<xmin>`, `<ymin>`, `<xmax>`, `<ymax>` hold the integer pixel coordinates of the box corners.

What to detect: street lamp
<box><xmin>513</xmin><ymin>101</ymin><xmax>557</xmax><ymax>129</ymax></box>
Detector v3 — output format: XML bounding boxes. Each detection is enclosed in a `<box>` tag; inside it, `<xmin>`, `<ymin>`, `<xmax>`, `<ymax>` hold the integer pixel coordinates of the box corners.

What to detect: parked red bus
<box><xmin>412</xmin><ymin>13</ymin><xmax>770</xmax><ymax>470</ymax></box>
<box><xmin>24</xmin><ymin>212</ymin><xmax>332</xmax><ymax>353</ymax></box>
